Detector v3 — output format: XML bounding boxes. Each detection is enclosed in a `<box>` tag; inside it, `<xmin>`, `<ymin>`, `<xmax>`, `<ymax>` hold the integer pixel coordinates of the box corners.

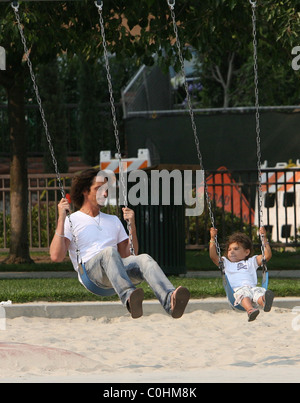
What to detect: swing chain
<box><xmin>167</xmin><ymin>0</ymin><xmax>223</xmax><ymax>264</ymax></box>
<box><xmin>95</xmin><ymin>3</ymin><xmax>135</xmax><ymax>256</ymax></box>
<box><xmin>94</xmin><ymin>1</ymin><xmax>103</xmax><ymax>11</ymax></box>
<box><xmin>11</xmin><ymin>3</ymin><xmax>83</xmax><ymax>263</ymax></box>
<box><xmin>11</xmin><ymin>1</ymin><xmax>19</xmax><ymax>11</ymax></box>
<box><xmin>250</xmin><ymin>0</ymin><xmax>266</xmax><ymax>263</ymax></box>
<box><xmin>11</xmin><ymin>4</ymin><xmax>65</xmax><ymax>200</ymax></box>
<box><xmin>167</xmin><ymin>0</ymin><xmax>176</xmax><ymax>10</ymax></box>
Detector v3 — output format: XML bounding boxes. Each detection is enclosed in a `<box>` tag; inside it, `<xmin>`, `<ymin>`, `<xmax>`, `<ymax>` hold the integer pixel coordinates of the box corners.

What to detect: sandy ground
<box><xmin>0</xmin><ymin>303</ymin><xmax>300</xmax><ymax>383</ymax></box>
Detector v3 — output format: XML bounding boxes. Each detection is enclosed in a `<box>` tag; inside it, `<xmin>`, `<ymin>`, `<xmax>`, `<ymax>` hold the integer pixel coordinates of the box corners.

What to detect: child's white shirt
<box><xmin>222</xmin><ymin>256</ymin><xmax>259</xmax><ymax>289</ymax></box>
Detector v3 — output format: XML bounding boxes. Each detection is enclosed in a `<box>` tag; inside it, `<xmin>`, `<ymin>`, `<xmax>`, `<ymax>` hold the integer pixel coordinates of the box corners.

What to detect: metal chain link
<box><xmin>95</xmin><ymin>1</ymin><xmax>135</xmax><ymax>255</ymax></box>
<box><xmin>250</xmin><ymin>0</ymin><xmax>266</xmax><ymax>263</ymax></box>
<box><xmin>11</xmin><ymin>2</ymin><xmax>82</xmax><ymax>262</ymax></box>
<box><xmin>12</xmin><ymin>3</ymin><xmax>65</xmax><ymax>199</ymax></box>
<box><xmin>167</xmin><ymin>0</ymin><xmax>223</xmax><ymax>266</ymax></box>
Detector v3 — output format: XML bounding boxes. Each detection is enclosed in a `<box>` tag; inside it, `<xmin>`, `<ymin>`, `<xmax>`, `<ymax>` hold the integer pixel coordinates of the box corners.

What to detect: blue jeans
<box><xmin>84</xmin><ymin>246</ymin><xmax>175</xmax><ymax>314</ymax></box>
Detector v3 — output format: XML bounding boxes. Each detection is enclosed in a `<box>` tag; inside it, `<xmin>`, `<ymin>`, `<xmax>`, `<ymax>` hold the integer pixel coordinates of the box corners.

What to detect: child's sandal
<box><xmin>263</xmin><ymin>290</ymin><xmax>274</xmax><ymax>312</ymax></box>
<box><xmin>247</xmin><ymin>308</ymin><xmax>259</xmax><ymax>322</ymax></box>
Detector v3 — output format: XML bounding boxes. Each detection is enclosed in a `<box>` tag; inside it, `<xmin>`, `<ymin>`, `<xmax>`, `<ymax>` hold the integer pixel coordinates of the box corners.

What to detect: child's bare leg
<box><xmin>241</xmin><ymin>297</ymin><xmax>259</xmax><ymax>322</ymax></box>
<box><xmin>241</xmin><ymin>297</ymin><xmax>253</xmax><ymax>311</ymax></box>
<box><xmin>257</xmin><ymin>290</ymin><xmax>274</xmax><ymax>312</ymax></box>
<box><xmin>257</xmin><ymin>296</ymin><xmax>264</xmax><ymax>308</ymax></box>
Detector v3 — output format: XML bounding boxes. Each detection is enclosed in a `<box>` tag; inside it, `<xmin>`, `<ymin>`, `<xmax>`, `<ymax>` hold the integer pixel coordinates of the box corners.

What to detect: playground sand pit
<box><xmin>0</xmin><ymin>304</ymin><xmax>300</xmax><ymax>383</ymax></box>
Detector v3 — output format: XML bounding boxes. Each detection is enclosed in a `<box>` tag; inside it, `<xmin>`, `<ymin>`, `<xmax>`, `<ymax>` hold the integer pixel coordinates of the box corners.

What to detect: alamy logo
<box><xmin>0</xmin><ymin>46</ymin><xmax>6</xmax><ymax>71</ymax></box>
<box><xmin>292</xmin><ymin>46</ymin><xmax>300</xmax><ymax>71</ymax></box>
<box><xmin>0</xmin><ymin>301</ymin><xmax>11</xmax><ymax>330</ymax></box>
<box><xmin>95</xmin><ymin>168</ymin><xmax>205</xmax><ymax>217</ymax></box>
<box><xmin>292</xmin><ymin>306</ymin><xmax>300</xmax><ymax>331</ymax></box>
<box><xmin>0</xmin><ymin>306</ymin><xmax>6</xmax><ymax>331</ymax></box>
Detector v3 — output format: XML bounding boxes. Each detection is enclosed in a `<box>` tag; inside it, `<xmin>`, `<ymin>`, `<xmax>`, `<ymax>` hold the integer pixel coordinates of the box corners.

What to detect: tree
<box><xmin>0</xmin><ymin>2</ymin><xmax>84</xmax><ymax>262</ymax></box>
<box><xmin>180</xmin><ymin>0</ymin><xmax>300</xmax><ymax>108</ymax></box>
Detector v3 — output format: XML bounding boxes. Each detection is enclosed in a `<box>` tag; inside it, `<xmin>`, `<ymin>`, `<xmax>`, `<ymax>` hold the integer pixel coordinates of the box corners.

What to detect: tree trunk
<box><xmin>5</xmin><ymin>70</ymin><xmax>33</xmax><ymax>264</ymax></box>
<box><xmin>211</xmin><ymin>52</ymin><xmax>235</xmax><ymax>108</ymax></box>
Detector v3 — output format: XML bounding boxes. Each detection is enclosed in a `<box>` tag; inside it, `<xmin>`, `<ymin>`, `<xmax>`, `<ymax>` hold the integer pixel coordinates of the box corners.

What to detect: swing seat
<box><xmin>78</xmin><ymin>262</ymin><xmax>116</xmax><ymax>297</ymax></box>
<box><xmin>223</xmin><ymin>269</ymin><xmax>269</xmax><ymax>312</ymax></box>
<box><xmin>223</xmin><ymin>274</ymin><xmax>245</xmax><ymax>312</ymax></box>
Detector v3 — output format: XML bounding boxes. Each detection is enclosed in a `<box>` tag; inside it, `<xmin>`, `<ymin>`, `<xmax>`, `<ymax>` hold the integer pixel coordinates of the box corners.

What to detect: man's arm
<box><xmin>118</xmin><ymin>207</ymin><xmax>139</xmax><ymax>258</ymax></box>
<box><xmin>50</xmin><ymin>198</ymin><xmax>71</xmax><ymax>262</ymax></box>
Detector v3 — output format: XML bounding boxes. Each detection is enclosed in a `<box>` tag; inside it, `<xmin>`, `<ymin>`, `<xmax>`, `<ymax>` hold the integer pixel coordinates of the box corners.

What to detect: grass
<box><xmin>0</xmin><ymin>250</ymin><xmax>299</xmax><ymax>302</ymax></box>
<box><xmin>0</xmin><ymin>253</ymin><xmax>73</xmax><ymax>272</ymax></box>
<box><xmin>0</xmin><ymin>277</ymin><xmax>299</xmax><ymax>303</ymax></box>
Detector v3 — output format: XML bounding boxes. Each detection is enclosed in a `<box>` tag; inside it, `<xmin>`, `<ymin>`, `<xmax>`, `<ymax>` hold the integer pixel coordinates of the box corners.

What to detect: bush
<box><xmin>186</xmin><ymin>205</ymin><xmax>259</xmax><ymax>247</ymax></box>
<box><xmin>29</xmin><ymin>203</ymin><xmax>57</xmax><ymax>247</ymax></box>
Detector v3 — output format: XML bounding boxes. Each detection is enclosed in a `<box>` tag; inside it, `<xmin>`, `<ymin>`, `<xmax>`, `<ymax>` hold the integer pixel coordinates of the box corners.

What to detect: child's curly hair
<box><xmin>225</xmin><ymin>232</ymin><xmax>253</xmax><ymax>260</ymax></box>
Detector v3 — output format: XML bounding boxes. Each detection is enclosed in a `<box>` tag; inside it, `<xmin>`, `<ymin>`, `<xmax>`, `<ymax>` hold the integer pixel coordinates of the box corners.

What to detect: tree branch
<box><xmin>211</xmin><ymin>52</ymin><xmax>235</xmax><ymax>107</ymax></box>
<box><xmin>211</xmin><ymin>65</ymin><xmax>226</xmax><ymax>88</ymax></box>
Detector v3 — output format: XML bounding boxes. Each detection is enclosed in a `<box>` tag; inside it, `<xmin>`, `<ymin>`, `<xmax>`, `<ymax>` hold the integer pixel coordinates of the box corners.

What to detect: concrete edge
<box><xmin>3</xmin><ymin>298</ymin><xmax>300</xmax><ymax>319</ymax></box>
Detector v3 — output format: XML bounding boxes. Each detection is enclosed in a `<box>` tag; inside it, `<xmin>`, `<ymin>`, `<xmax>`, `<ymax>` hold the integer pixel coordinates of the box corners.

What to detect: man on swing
<box><xmin>50</xmin><ymin>168</ymin><xmax>190</xmax><ymax>319</ymax></box>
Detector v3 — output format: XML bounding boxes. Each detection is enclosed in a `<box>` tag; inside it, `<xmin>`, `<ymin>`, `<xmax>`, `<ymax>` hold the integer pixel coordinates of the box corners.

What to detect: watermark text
<box><xmin>96</xmin><ymin>168</ymin><xmax>205</xmax><ymax>217</ymax></box>
<box><xmin>0</xmin><ymin>46</ymin><xmax>6</xmax><ymax>71</ymax></box>
<box><xmin>0</xmin><ymin>306</ymin><xmax>6</xmax><ymax>331</ymax></box>
<box><xmin>292</xmin><ymin>46</ymin><xmax>300</xmax><ymax>71</ymax></box>
<box><xmin>292</xmin><ymin>306</ymin><xmax>300</xmax><ymax>331</ymax></box>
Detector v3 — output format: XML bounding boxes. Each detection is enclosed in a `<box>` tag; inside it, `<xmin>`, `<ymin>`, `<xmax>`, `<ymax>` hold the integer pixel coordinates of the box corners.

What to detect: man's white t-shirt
<box><xmin>222</xmin><ymin>256</ymin><xmax>259</xmax><ymax>289</ymax></box>
<box><xmin>64</xmin><ymin>211</ymin><xmax>128</xmax><ymax>272</ymax></box>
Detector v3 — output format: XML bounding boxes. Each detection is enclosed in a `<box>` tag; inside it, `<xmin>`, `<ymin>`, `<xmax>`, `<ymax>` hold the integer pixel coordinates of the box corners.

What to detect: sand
<box><xmin>0</xmin><ymin>301</ymin><xmax>300</xmax><ymax>383</ymax></box>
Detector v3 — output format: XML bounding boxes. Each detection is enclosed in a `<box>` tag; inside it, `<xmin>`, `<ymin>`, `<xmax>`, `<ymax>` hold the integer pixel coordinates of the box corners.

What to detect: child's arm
<box><xmin>209</xmin><ymin>227</ymin><xmax>221</xmax><ymax>266</ymax></box>
<box><xmin>256</xmin><ymin>226</ymin><xmax>272</xmax><ymax>266</ymax></box>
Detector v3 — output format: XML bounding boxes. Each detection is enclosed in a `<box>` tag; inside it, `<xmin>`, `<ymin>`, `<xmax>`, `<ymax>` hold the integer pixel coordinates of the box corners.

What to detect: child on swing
<box><xmin>209</xmin><ymin>227</ymin><xmax>274</xmax><ymax>321</ymax></box>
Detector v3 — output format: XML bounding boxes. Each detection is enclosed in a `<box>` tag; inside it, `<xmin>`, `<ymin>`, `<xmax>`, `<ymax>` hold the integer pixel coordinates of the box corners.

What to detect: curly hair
<box><xmin>70</xmin><ymin>168</ymin><xmax>98</xmax><ymax>209</ymax></box>
<box><xmin>226</xmin><ymin>232</ymin><xmax>253</xmax><ymax>260</ymax></box>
